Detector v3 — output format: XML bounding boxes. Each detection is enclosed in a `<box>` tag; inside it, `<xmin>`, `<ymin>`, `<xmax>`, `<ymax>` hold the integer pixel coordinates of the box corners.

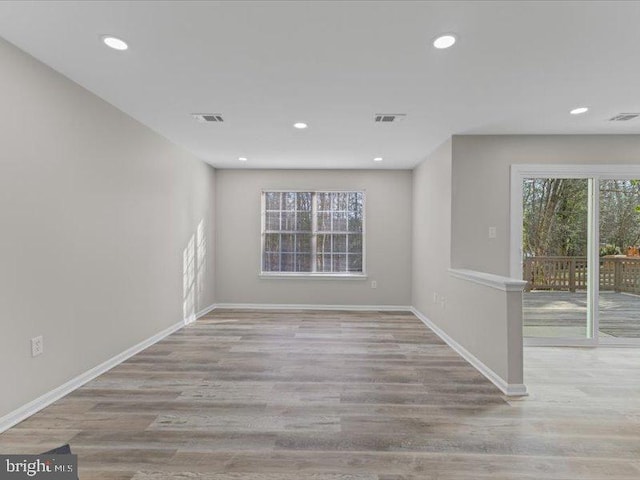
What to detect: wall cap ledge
<box><xmin>449</xmin><ymin>268</ymin><xmax>527</xmax><ymax>292</ymax></box>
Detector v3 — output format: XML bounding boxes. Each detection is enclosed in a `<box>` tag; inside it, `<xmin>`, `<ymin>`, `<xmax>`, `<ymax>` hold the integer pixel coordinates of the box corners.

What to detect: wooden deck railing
<box><xmin>523</xmin><ymin>256</ymin><xmax>640</xmax><ymax>294</ymax></box>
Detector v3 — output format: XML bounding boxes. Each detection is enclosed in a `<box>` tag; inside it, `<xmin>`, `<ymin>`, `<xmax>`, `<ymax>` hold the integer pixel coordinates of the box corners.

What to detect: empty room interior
<box><xmin>1</xmin><ymin>1</ymin><xmax>640</xmax><ymax>478</ymax></box>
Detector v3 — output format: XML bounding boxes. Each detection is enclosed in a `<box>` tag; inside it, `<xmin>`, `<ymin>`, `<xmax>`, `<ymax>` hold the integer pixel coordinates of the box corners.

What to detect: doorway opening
<box><xmin>511</xmin><ymin>165</ymin><xmax>640</xmax><ymax>346</ymax></box>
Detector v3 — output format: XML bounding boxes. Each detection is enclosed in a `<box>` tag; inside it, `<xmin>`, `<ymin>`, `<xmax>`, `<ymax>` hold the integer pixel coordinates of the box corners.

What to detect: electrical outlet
<box><xmin>31</xmin><ymin>335</ymin><xmax>43</xmax><ymax>357</ymax></box>
<box><xmin>371</xmin><ymin>280</ymin><xmax>377</xmax><ymax>289</ymax></box>
<box><xmin>488</xmin><ymin>226</ymin><xmax>497</xmax><ymax>239</ymax></box>
<box><xmin>440</xmin><ymin>296</ymin><xmax>446</xmax><ymax>309</ymax></box>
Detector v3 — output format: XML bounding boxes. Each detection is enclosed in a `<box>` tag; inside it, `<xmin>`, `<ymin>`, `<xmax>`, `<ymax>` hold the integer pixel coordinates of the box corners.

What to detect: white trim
<box><xmin>525</xmin><ymin>336</ymin><xmax>640</xmax><ymax>347</ymax></box>
<box><xmin>509</xmin><ymin>166</ymin><xmax>525</xmax><ymax>280</ymax></box>
<box><xmin>0</xmin><ymin>320</ymin><xmax>183</xmax><ymax>433</ymax></box>
<box><xmin>448</xmin><ymin>268</ymin><xmax>527</xmax><ymax>292</ymax></box>
<box><xmin>0</xmin><ymin>302</ymin><xmax>218</xmax><ymax>434</ymax></box>
<box><xmin>214</xmin><ymin>303</ymin><xmax>412</xmax><ymax>311</ymax></box>
<box><xmin>260</xmin><ymin>190</ymin><xmax>367</xmax><ymax>277</ymax></box>
<box><xmin>510</xmin><ymin>164</ymin><xmax>640</xmax><ymax>178</ymax></box>
<box><xmin>411</xmin><ymin>307</ymin><xmax>528</xmax><ymax>397</ymax></box>
<box><xmin>260</xmin><ymin>189</ymin><xmax>369</xmax><ymax>193</ymax></box>
<box><xmin>196</xmin><ymin>302</ymin><xmax>217</xmax><ymax>318</ymax></box>
<box><xmin>524</xmin><ymin>337</ymin><xmax>598</xmax><ymax>347</ymax></box>
<box><xmin>1</xmin><ymin>301</ymin><xmax>530</xmax><ymax>434</ymax></box>
<box><xmin>587</xmin><ymin>178</ymin><xmax>598</xmax><ymax>340</ymax></box>
<box><xmin>597</xmin><ymin>338</ymin><xmax>640</xmax><ymax>347</ymax></box>
<box><xmin>259</xmin><ymin>273</ymin><xmax>368</xmax><ymax>280</ymax></box>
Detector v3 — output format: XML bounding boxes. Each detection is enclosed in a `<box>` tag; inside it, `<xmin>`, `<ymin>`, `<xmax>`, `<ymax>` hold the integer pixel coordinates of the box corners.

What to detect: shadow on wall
<box><xmin>196</xmin><ymin>219</ymin><xmax>207</xmax><ymax>310</ymax></box>
<box><xmin>183</xmin><ymin>219</ymin><xmax>206</xmax><ymax>324</ymax></box>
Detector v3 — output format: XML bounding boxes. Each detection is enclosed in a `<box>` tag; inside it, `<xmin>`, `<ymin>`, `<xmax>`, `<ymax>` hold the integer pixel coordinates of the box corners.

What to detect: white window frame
<box><xmin>259</xmin><ymin>189</ymin><xmax>367</xmax><ymax>279</ymax></box>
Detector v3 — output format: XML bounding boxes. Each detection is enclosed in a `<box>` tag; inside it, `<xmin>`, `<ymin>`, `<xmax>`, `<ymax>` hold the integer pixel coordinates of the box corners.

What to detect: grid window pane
<box><xmin>348</xmin><ymin>254</ymin><xmax>363</xmax><ymax>272</ymax></box>
<box><xmin>317</xmin><ymin>212</ymin><xmax>331</xmax><ymax>231</ymax></box>
<box><xmin>281</xmin><ymin>234</ymin><xmax>295</xmax><ymax>253</ymax></box>
<box><xmin>296</xmin><ymin>234</ymin><xmax>312</xmax><ymax>253</ymax></box>
<box><xmin>284</xmin><ymin>192</ymin><xmax>296</xmax><ymax>210</ymax></box>
<box><xmin>297</xmin><ymin>212</ymin><xmax>312</xmax><ymax>231</ymax></box>
<box><xmin>332</xmin><ymin>254</ymin><xmax>347</xmax><ymax>272</ymax></box>
<box><xmin>332</xmin><ymin>234</ymin><xmax>347</xmax><ymax>253</ymax></box>
<box><xmin>348</xmin><ymin>192</ymin><xmax>361</xmax><ymax>212</ymax></box>
<box><xmin>317</xmin><ymin>192</ymin><xmax>332</xmax><ymax>211</ymax></box>
<box><xmin>332</xmin><ymin>213</ymin><xmax>347</xmax><ymax>232</ymax></box>
<box><xmin>297</xmin><ymin>192</ymin><xmax>312</xmax><ymax>211</ymax></box>
<box><xmin>281</xmin><ymin>254</ymin><xmax>295</xmax><ymax>272</ymax></box>
<box><xmin>317</xmin><ymin>254</ymin><xmax>332</xmax><ymax>272</ymax></box>
<box><xmin>348</xmin><ymin>211</ymin><xmax>363</xmax><ymax>232</ymax></box>
<box><xmin>348</xmin><ymin>234</ymin><xmax>362</xmax><ymax>253</ymax></box>
<box><xmin>265</xmin><ymin>212</ymin><xmax>280</xmax><ymax>231</ymax></box>
<box><xmin>263</xmin><ymin>253</ymin><xmax>280</xmax><ymax>271</ymax></box>
<box><xmin>316</xmin><ymin>234</ymin><xmax>331</xmax><ymax>254</ymax></box>
<box><xmin>265</xmin><ymin>192</ymin><xmax>281</xmax><ymax>211</ymax></box>
<box><xmin>262</xmin><ymin>191</ymin><xmax>364</xmax><ymax>274</ymax></box>
<box><xmin>282</xmin><ymin>211</ymin><xmax>296</xmax><ymax>231</ymax></box>
<box><xmin>333</xmin><ymin>192</ymin><xmax>348</xmax><ymax>211</ymax></box>
<box><xmin>348</xmin><ymin>192</ymin><xmax>363</xmax><ymax>232</ymax></box>
<box><xmin>296</xmin><ymin>254</ymin><xmax>312</xmax><ymax>271</ymax></box>
<box><xmin>264</xmin><ymin>234</ymin><xmax>280</xmax><ymax>253</ymax></box>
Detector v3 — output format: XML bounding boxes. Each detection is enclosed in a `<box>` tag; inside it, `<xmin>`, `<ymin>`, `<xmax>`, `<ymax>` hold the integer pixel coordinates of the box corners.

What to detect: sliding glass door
<box><xmin>522</xmin><ymin>178</ymin><xmax>593</xmax><ymax>341</ymax></box>
<box><xmin>513</xmin><ymin>166</ymin><xmax>640</xmax><ymax>346</ymax></box>
<box><xmin>598</xmin><ymin>179</ymin><xmax>640</xmax><ymax>342</ymax></box>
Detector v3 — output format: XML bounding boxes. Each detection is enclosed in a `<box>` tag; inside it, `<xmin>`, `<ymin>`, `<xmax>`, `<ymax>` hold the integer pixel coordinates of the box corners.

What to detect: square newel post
<box><xmin>523</xmin><ymin>259</ymin><xmax>532</xmax><ymax>291</ymax></box>
<box><xmin>614</xmin><ymin>258</ymin><xmax>622</xmax><ymax>293</ymax></box>
<box><xmin>569</xmin><ymin>257</ymin><xmax>576</xmax><ymax>293</ymax></box>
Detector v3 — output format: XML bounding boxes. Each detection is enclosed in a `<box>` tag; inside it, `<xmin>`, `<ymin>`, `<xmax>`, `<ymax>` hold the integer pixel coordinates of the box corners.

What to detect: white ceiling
<box><xmin>1</xmin><ymin>1</ymin><xmax>640</xmax><ymax>169</ymax></box>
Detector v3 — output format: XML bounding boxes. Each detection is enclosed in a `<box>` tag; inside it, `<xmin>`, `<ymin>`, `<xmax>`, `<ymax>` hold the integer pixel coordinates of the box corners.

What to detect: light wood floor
<box><xmin>1</xmin><ymin>309</ymin><xmax>639</xmax><ymax>479</ymax></box>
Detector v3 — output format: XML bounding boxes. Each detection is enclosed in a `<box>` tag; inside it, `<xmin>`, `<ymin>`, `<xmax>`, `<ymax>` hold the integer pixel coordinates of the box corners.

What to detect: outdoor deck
<box><xmin>523</xmin><ymin>291</ymin><xmax>640</xmax><ymax>338</ymax></box>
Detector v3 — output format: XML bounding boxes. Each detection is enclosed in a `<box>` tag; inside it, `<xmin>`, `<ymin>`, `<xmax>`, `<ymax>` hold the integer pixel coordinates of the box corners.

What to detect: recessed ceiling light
<box><xmin>238</xmin><ymin>157</ymin><xmax>248</xmax><ymax>162</ymax></box>
<box><xmin>433</xmin><ymin>34</ymin><xmax>457</xmax><ymax>49</ymax></box>
<box><xmin>373</xmin><ymin>157</ymin><xmax>383</xmax><ymax>162</ymax></box>
<box><xmin>101</xmin><ymin>35</ymin><xmax>128</xmax><ymax>51</ymax></box>
<box><xmin>293</xmin><ymin>122</ymin><xmax>308</xmax><ymax>129</ymax></box>
<box><xmin>570</xmin><ymin>107</ymin><xmax>589</xmax><ymax>115</ymax></box>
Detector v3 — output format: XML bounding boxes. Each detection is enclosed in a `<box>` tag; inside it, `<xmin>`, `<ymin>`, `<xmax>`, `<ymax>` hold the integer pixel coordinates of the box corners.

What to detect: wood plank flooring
<box><xmin>524</xmin><ymin>291</ymin><xmax>640</xmax><ymax>338</ymax></box>
<box><xmin>1</xmin><ymin>309</ymin><xmax>639</xmax><ymax>479</ymax></box>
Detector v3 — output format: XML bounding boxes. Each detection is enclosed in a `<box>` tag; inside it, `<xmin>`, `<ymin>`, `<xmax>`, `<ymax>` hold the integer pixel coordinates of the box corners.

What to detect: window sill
<box><xmin>259</xmin><ymin>273</ymin><xmax>368</xmax><ymax>280</ymax></box>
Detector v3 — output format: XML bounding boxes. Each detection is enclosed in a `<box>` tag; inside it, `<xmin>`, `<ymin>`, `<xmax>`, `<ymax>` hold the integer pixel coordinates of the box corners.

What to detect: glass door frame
<box><xmin>511</xmin><ymin>164</ymin><xmax>640</xmax><ymax>347</ymax></box>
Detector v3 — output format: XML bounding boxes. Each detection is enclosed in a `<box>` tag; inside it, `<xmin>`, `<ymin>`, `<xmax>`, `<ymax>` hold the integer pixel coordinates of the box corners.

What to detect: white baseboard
<box><xmin>1</xmin><ymin>302</ymin><xmax>524</xmax><ymax>433</ymax></box>
<box><xmin>410</xmin><ymin>307</ymin><xmax>528</xmax><ymax>397</ymax></box>
<box><xmin>195</xmin><ymin>303</ymin><xmax>218</xmax><ymax>318</ymax></box>
<box><xmin>214</xmin><ymin>303</ymin><xmax>412</xmax><ymax>311</ymax></box>
<box><xmin>0</xmin><ymin>302</ymin><xmax>216</xmax><ymax>434</ymax></box>
<box><xmin>201</xmin><ymin>302</ymin><xmax>528</xmax><ymax>396</ymax></box>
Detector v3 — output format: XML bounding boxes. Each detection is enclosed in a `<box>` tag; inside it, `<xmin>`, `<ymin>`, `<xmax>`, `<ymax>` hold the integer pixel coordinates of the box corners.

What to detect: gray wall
<box><xmin>413</xmin><ymin>134</ymin><xmax>640</xmax><ymax>388</ymax></box>
<box><xmin>8</xmin><ymin>32</ymin><xmax>636</xmax><ymax>418</ymax></box>
<box><xmin>412</xmin><ymin>140</ymin><xmax>452</xmax><ymax>318</ymax></box>
<box><xmin>215</xmin><ymin>169</ymin><xmax>412</xmax><ymax>306</ymax></box>
<box><xmin>0</xmin><ymin>37</ymin><xmax>216</xmax><ymax>419</ymax></box>
<box><xmin>451</xmin><ymin>135</ymin><xmax>640</xmax><ymax>276</ymax></box>
<box><xmin>412</xmin><ymin>139</ymin><xmax>523</xmax><ymax>387</ymax></box>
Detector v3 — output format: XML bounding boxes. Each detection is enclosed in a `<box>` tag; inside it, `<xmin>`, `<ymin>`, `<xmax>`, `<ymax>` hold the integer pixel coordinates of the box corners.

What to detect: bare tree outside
<box><xmin>522</xmin><ymin>178</ymin><xmax>640</xmax><ymax>339</ymax></box>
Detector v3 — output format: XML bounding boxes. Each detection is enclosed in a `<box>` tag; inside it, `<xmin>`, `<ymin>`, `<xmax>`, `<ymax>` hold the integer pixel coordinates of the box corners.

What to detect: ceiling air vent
<box><xmin>374</xmin><ymin>113</ymin><xmax>406</xmax><ymax>123</ymax></box>
<box><xmin>609</xmin><ymin>113</ymin><xmax>639</xmax><ymax>122</ymax></box>
<box><xmin>192</xmin><ymin>113</ymin><xmax>224</xmax><ymax>123</ymax></box>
